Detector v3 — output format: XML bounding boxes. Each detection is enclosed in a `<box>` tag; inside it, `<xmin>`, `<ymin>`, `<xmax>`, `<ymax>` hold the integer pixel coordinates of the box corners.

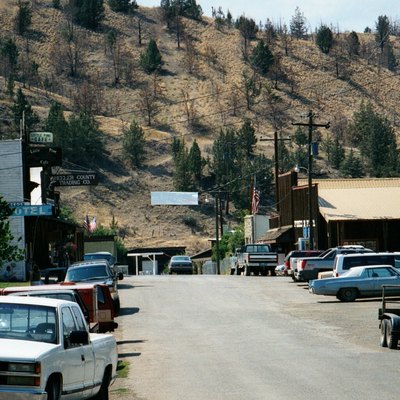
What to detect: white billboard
<box><xmin>151</xmin><ymin>192</ymin><xmax>198</xmax><ymax>205</ymax></box>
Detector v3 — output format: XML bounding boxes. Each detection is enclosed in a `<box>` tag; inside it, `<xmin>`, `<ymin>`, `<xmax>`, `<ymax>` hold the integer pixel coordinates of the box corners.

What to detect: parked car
<box><xmin>309</xmin><ymin>265</ymin><xmax>400</xmax><ymax>302</ymax></box>
<box><xmin>333</xmin><ymin>252</ymin><xmax>400</xmax><ymax>277</ymax></box>
<box><xmin>168</xmin><ymin>255</ymin><xmax>193</xmax><ymax>274</ymax></box>
<box><xmin>284</xmin><ymin>250</ymin><xmax>324</xmax><ymax>280</ymax></box>
<box><xmin>275</xmin><ymin>264</ymin><xmax>288</xmax><ymax>276</ymax></box>
<box><xmin>65</xmin><ymin>260</ymin><xmax>122</xmax><ymax>314</ymax></box>
<box><xmin>84</xmin><ymin>251</ymin><xmax>117</xmax><ymax>270</ymax></box>
<box><xmin>233</xmin><ymin>244</ymin><xmax>278</xmax><ymax>276</ymax></box>
<box><xmin>0</xmin><ymin>296</ymin><xmax>117</xmax><ymax>399</ymax></box>
<box><xmin>295</xmin><ymin>245</ymin><xmax>373</xmax><ymax>282</ymax></box>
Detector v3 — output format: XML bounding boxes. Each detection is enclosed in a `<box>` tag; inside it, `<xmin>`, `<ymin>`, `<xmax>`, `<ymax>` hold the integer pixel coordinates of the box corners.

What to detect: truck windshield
<box><xmin>0</xmin><ymin>303</ymin><xmax>57</xmax><ymax>344</ymax></box>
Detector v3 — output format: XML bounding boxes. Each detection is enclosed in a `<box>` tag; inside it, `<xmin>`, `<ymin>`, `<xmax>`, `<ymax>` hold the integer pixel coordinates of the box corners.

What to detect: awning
<box><xmin>258</xmin><ymin>225</ymin><xmax>293</xmax><ymax>244</ymax></box>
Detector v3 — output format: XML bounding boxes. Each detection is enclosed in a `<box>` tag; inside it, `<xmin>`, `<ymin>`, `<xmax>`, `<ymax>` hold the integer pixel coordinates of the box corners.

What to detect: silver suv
<box><xmin>333</xmin><ymin>252</ymin><xmax>400</xmax><ymax>277</ymax></box>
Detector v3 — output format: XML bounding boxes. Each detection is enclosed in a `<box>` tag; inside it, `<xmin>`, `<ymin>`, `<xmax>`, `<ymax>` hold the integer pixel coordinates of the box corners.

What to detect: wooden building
<box><xmin>260</xmin><ymin>172</ymin><xmax>400</xmax><ymax>253</ymax></box>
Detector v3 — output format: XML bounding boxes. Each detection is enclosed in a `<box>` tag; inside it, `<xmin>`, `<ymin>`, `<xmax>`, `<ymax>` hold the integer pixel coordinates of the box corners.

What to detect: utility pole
<box><xmin>292</xmin><ymin>110</ymin><xmax>329</xmax><ymax>249</ymax></box>
<box><xmin>260</xmin><ymin>131</ymin><xmax>291</xmax><ymax>218</ymax></box>
<box><xmin>215</xmin><ymin>192</ymin><xmax>220</xmax><ymax>275</ymax></box>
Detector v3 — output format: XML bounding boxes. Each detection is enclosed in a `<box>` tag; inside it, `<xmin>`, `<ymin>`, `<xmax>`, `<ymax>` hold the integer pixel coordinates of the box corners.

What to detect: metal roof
<box><xmin>298</xmin><ymin>178</ymin><xmax>400</xmax><ymax>222</ymax></box>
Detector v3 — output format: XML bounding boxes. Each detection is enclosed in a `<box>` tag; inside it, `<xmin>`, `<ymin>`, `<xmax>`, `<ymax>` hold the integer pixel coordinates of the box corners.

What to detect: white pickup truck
<box><xmin>0</xmin><ymin>296</ymin><xmax>118</xmax><ymax>400</ymax></box>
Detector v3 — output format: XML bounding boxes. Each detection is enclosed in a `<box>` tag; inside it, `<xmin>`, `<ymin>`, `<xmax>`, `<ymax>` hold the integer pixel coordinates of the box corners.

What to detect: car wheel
<box><xmin>245</xmin><ymin>265</ymin><xmax>251</xmax><ymax>276</ymax></box>
<box><xmin>338</xmin><ymin>288</ymin><xmax>358</xmax><ymax>302</ymax></box>
<box><xmin>94</xmin><ymin>369</ymin><xmax>111</xmax><ymax>400</ymax></box>
<box><xmin>46</xmin><ymin>376</ymin><xmax>61</xmax><ymax>400</ymax></box>
<box><xmin>386</xmin><ymin>320</ymin><xmax>399</xmax><ymax>350</ymax></box>
<box><xmin>380</xmin><ymin>319</ymin><xmax>388</xmax><ymax>347</ymax></box>
<box><xmin>113</xmin><ymin>298</ymin><xmax>121</xmax><ymax>316</ymax></box>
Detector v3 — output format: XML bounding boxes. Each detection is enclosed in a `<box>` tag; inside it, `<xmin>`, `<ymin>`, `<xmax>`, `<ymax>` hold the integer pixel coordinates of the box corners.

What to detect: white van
<box><xmin>333</xmin><ymin>252</ymin><xmax>400</xmax><ymax>277</ymax></box>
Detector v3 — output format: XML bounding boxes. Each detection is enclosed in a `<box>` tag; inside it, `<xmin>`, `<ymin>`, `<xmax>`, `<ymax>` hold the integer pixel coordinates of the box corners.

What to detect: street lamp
<box><xmin>294</xmin><ymin>164</ymin><xmax>314</xmax><ymax>250</ymax></box>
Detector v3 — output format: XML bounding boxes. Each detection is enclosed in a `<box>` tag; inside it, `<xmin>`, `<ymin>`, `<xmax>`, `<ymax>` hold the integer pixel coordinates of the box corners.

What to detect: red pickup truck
<box><xmin>0</xmin><ymin>282</ymin><xmax>118</xmax><ymax>333</ymax></box>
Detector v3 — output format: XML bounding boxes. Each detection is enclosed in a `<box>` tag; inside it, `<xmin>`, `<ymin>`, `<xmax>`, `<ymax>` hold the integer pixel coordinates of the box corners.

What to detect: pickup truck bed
<box><xmin>234</xmin><ymin>244</ymin><xmax>278</xmax><ymax>276</ymax></box>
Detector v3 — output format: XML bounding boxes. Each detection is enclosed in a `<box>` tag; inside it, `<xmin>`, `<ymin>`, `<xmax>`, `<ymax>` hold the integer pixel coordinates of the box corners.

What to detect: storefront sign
<box><xmin>51</xmin><ymin>173</ymin><xmax>98</xmax><ymax>186</ymax></box>
<box><xmin>11</xmin><ymin>204</ymin><xmax>53</xmax><ymax>216</ymax></box>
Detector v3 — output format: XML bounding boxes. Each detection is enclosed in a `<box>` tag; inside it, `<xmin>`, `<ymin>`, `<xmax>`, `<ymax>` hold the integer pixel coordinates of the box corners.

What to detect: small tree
<box><xmin>188</xmin><ymin>139</ymin><xmax>204</xmax><ymax>183</ymax></box>
<box><xmin>375</xmin><ymin>15</ymin><xmax>390</xmax><ymax>53</ymax></box>
<box><xmin>249</xmin><ymin>40</ymin><xmax>274</xmax><ymax>75</ymax></box>
<box><xmin>290</xmin><ymin>6</ymin><xmax>307</xmax><ymax>39</ymax></box>
<box><xmin>122</xmin><ymin>119</ymin><xmax>146</xmax><ymax>167</ymax></box>
<box><xmin>346</xmin><ymin>31</ymin><xmax>360</xmax><ymax>57</ymax></box>
<box><xmin>0</xmin><ymin>196</ymin><xmax>24</xmax><ymax>270</ymax></box>
<box><xmin>339</xmin><ymin>149</ymin><xmax>364</xmax><ymax>178</ymax></box>
<box><xmin>173</xmin><ymin>141</ymin><xmax>194</xmax><ymax>191</ymax></box>
<box><xmin>15</xmin><ymin>0</ymin><xmax>32</xmax><ymax>35</ymax></box>
<box><xmin>0</xmin><ymin>38</ymin><xmax>19</xmax><ymax>81</ymax></box>
<box><xmin>139</xmin><ymin>39</ymin><xmax>163</xmax><ymax>74</ymax></box>
<box><xmin>325</xmin><ymin>136</ymin><xmax>345</xmax><ymax>169</ymax></box>
<box><xmin>12</xmin><ymin>88</ymin><xmax>39</xmax><ymax>131</ymax></box>
<box><xmin>108</xmin><ymin>0</ymin><xmax>138</xmax><ymax>13</ymax></box>
<box><xmin>44</xmin><ymin>101</ymin><xmax>69</xmax><ymax>149</ymax></box>
<box><xmin>316</xmin><ymin>25</ymin><xmax>333</xmax><ymax>54</ymax></box>
<box><xmin>68</xmin><ymin>0</ymin><xmax>105</xmax><ymax>30</ymax></box>
<box><xmin>66</xmin><ymin>112</ymin><xmax>104</xmax><ymax>164</ymax></box>
<box><xmin>237</xmin><ymin>119</ymin><xmax>257</xmax><ymax>158</ymax></box>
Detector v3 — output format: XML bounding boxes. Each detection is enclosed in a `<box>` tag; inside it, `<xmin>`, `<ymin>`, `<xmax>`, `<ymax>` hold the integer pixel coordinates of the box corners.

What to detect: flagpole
<box><xmin>252</xmin><ymin>174</ymin><xmax>256</xmax><ymax>242</ymax></box>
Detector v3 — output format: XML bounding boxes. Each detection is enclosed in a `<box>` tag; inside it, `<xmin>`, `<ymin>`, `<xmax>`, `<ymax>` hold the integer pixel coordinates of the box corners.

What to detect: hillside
<box><xmin>1</xmin><ymin>0</ymin><xmax>400</xmax><ymax>254</ymax></box>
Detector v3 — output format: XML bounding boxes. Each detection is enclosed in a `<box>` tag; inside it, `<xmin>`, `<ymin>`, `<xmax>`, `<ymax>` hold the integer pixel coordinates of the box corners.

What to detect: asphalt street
<box><xmin>109</xmin><ymin>275</ymin><xmax>399</xmax><ymax>400</ymax></box>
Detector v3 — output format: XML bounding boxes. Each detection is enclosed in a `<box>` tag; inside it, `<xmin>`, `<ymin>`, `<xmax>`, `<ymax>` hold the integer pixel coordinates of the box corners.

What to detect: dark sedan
<box><xmin>309</xmin><ymin>265</ymin><xmax>400</xmax><ymax>302</ymax></box>
<box><xmin>168</xmin><ymin>255</ymin><xmax>193</xmax><ymax>274</ymax></box>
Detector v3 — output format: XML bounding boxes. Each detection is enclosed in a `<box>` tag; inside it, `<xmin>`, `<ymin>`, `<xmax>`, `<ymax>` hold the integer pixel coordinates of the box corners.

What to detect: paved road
<box><xmin>109</xmin><ymin>275</ymin><xmax>399</xmax><ymax>400</ymax></box>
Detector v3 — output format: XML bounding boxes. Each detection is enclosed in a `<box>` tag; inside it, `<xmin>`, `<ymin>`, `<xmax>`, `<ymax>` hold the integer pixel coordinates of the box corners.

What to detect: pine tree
<box><xmin>348</xmin><ymin>102</ymin><xmax>399</xmax><ymax>177</ymax></box>
<box><xmin>384</xmin><ymin>42</ymin><xmax>397</xmax><ymax>71</ymax></box>
<box><xmin>173</xmin><ymin>141</ymin><xmax>194</xmax><ymax>191</ymax></box>
<box><xmin>339</xmin><ymin>149</ymin><xmax>364</xmax><ymax>178</ymax></box>
<box><xmin>375</xmin><ymin>15</ymin><xmax>390</xmax><ymax>53</ymax></box>
<box><xmin>346</xmin><ymin>31</ymin><xmax>360</xmax><ymax>57</ymax></box>
<box><xmin>139</xmin><ymin>39</ymin><xmax>163</xmax><ymax>74</ymax></box>
<box><xmin>0</xmin><ymin>195</ymin><xmax>24</xmax><ymax>269</ymax></box>
<box><xmin>0</xmin><ymin>38</ymin><xmax>19</xmax><ymax>80</ymax></box>
<box><xmin>290</xmin><ymin>6</ymin><xmax>307</xmax><ymax>39</ymax></box>
<box><xmin>122</xmin><ymin>119</ymin><xmax>146</xmax><ymax>167</ymax></box>
<box><xmin>249</xmin><ymin>40</ymin><xmax>274</xmax><ymax>75</ymax></box>
<box><xmin>12</xmin><ymin>88</ymin><xmax>39</xmax><ymax>131</ymax></box>
<box><xmin>15</xmin><ymin>0</ymin><xmax>32</xmax><ymax>35</ymax></box>
<box><xmin>68</xmin><ymin>0</ymin><xmax>105</xmax><ymax>30</ymax></box>
<box><xmin>237</xmin><ymin>119</ymin><xmax>257</xmax><ymax>158</ymax></box>
<box><xmin>316</xmin><ymin>25</ymin><xmax>333</xmax><ymax>54</ymax></box>
<box><xmin>188</xmin><ymin>140</ymin><xmax>204</xmax><ymax>183</ymax></box>
<box><xmin>66</xmin><ymin>112</ymin><xmax>104</xmax><ymax>163</ymax></box>
<box><xmin>326</xmin><ymin>136</ymin><xmax>345</xmax><ymax>169</ymax></box>
<box><xmin>45</xmin><ymin>102</ymin><xmax>69</xmax><ymax>148</ymax></box>
<box><xmin>108</xmin><ymin>0</ymin><xmax>138</xmax><ymax>13</ymax></box>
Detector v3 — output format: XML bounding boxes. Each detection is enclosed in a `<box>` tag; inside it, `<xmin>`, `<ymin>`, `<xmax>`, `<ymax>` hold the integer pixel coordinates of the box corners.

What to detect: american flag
<box><xmin>90</xmin><ymin>216</ymin><xmax>97</xmax><ymax>232</ymax></box>
<box><xmin>83</xmin><ymin>215</ymin><xmax>90</xmax><ymax>232</ymax></box>
<box><xmin>251</xmin><ymin>186</ymin><xmax>260</xmax><ymax>214</ymax></box>
<box><xmin>83</xmin><ymin>215</ymin><xmax>97</xmax><ymax>233</ymax></box>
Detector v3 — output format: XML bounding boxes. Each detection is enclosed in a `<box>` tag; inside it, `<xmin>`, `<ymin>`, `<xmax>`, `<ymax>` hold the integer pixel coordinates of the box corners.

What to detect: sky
<box><xmin>138</xmin><ymin>0</ymin><xmax>399</xmax><ymax>33</ymax></box>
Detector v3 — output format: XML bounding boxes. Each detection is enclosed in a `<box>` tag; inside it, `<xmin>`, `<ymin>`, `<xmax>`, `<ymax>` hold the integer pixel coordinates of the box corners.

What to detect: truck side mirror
<box><xmin>68</xmin><ymin>330</ymin><xmax>89</xmax><ymax>346</ymax></box>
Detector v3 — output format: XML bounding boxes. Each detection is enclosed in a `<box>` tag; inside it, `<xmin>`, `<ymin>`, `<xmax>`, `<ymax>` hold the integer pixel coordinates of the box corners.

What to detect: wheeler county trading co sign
<box><xmin>51</xmin><ymin>173</ymin><xmax>98</xmax><ymax>187</ymax></box>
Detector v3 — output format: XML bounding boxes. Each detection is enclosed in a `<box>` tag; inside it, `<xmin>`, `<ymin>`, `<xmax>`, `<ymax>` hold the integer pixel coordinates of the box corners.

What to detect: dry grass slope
<box><xmin>1</xmin><ymin>0</ymin><xmax>400</xmax><ymax>254</ymax></box>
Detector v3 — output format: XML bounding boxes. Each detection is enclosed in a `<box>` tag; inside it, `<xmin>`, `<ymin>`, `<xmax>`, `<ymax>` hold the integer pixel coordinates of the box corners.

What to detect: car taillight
<box><xmin>284</xmin><ymin>260</ymin><xmax>290</xmax><ymax>268</ymax></box>
<box><xmin>336</xmin><ymin>272</ymin><xmax>339</xmax><ymax>277</ymax></box>
<box><xmin>300</xmin><ymin>260</ymin><xmax>306</xmax><ymax>270</ymax></box>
